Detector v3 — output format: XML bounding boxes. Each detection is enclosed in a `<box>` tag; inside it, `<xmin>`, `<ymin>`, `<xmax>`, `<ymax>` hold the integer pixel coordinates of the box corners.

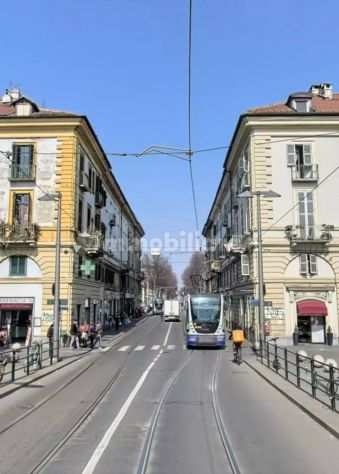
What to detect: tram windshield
<box><xmin>191</xmin><ymin>295</ymin><xmax>221</xmax><ymax>323</ymax></box>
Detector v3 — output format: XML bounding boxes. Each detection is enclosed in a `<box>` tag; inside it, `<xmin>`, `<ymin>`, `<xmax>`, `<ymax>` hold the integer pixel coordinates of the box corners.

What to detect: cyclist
<box><xmin>230</xmin><ymin>323</ymin><xmax>245</xmax><ymax>364</ymax></box>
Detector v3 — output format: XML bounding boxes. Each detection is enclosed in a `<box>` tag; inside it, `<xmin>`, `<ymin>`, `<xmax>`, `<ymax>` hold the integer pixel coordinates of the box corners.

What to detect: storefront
<box><xmin>297</xmin><ymin>299</ymin><xmax>327</xmax><ymax>344</ymax></box>
<box><xmin>0</xmin><ymin>297</ymin><xmax>34</xmax><ymax>341</ymax></box>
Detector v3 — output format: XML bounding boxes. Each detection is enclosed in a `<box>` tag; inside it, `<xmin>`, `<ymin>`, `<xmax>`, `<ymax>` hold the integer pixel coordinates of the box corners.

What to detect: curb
<box><xmin>0</xmin><ymin>316</ymin><xmax>149</xmax><ymax>399</ymax></box>
<box><xmin>244</xmin><ymin>358</ymin><xmax>339</xmax><ymax>440</ymax></box>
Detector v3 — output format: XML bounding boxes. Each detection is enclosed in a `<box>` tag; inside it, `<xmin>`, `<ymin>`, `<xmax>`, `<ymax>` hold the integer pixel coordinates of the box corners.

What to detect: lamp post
<box><xmin>238</xmin><ymin>190</ymin><xmax>281</xmax><ymax>356</ymax></box>
<box><xmin>38</xmin><ymin>191</ymin><xmax>62</xmax><ymax>361</ymax></box>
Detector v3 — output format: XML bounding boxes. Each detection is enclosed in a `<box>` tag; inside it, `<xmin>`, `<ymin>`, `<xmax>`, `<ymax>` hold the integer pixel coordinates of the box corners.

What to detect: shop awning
<box><xmin>0</xmin><ymin>304</ymin><xmax>33</xmax><ymax>310</ymax></box>
<box><xmin>297</xmin><ymin>300</ymin><xmax>327</xmax><ymax>316</ymax></box>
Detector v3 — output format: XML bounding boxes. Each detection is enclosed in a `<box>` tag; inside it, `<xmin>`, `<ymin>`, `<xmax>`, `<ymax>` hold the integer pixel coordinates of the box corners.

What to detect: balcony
<box><xmin>224</xmin><ymin>234</ymin><xmax>248</xmax><ymax>254</ymax></box>
<box><xmin>291</xmin><ymin>164</ymin><xmax>318</xmax><ymax>182</ymax></box>
<box><xmin>0</xmin><ymin>223</ymin><xmax>39</xmax><ymax>245</ymax></box>
<box><xmin>10</xmin><ymin>164</ymin><xmax>35</xmax><ymax>181</ymax></box>
<box><xmin>77</xmin><ymin>232</ymin><xmax>104</xmax><ymax>256</ymax></box>
<box><xmin>79</xmin><ymin>171</ymin><xmax>89</xmax><ymax>191</ymax></box>
<box><xmin>285</xmin><ymin>225</ymin><xmax>334</xmax><ymax>245</ymax></box>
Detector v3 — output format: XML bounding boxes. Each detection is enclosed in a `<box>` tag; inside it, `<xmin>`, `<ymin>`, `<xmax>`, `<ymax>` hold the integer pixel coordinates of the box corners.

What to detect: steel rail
<box><xmin>0</xmin><ymin>317</ymin><xmax>155</xmax><ymax>436</ymax></box>
<box><xmin>211</xmin><ymin>352</ymin><xmax>242</xmax><ymax>474</ymax></box>
<box><xmin>137</xmin><ymin>350</ymin><xmax>193</xmax><ymax>474</ymax></box>
<box><xmin>30</xmin><ymin>318</ymin><xmax>162</xmax><ymax>473</ymax></box>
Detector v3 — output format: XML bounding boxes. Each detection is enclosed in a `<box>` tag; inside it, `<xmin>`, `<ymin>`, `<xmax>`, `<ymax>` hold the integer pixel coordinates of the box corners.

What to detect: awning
<box><xmin>297</xmin><ymin>300</ymin><xmax>327</xmax><ymax>316</ymax></box>
<box><xmin>0</xmin><ymin>304</ymin><xmax>33</xmax><ymax>310</ymax></box>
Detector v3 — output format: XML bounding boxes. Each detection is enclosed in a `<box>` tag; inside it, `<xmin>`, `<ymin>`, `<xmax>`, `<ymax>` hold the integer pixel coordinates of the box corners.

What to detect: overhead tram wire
<box><xmin>187</xmin><ymin>0</ymin><xmax>200</xmax><ymax>234</ymax></box>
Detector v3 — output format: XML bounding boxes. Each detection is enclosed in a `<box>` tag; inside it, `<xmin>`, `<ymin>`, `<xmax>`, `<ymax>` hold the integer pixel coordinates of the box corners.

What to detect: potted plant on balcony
<box><xmin>326</xmin><ymin>325</ymin><xmax>333</xmax><ymax>346</ymax></box>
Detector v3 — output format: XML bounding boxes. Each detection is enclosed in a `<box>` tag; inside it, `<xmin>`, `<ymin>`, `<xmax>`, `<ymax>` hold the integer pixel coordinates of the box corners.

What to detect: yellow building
<box><xmin>0</xmin><ymin>88</ymin><xmax>144</xmax><ymax>341</ymax></box>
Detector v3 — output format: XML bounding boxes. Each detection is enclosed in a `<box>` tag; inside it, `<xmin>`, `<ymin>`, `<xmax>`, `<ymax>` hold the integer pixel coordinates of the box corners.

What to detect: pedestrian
<box><xmin>96</xmin><ymin>321</ymin><xmax>103</xmax><ymax>347</ymax></box>
<box><xmin>25</xmin><ymin>320</ymin><xmax>33</xmax><ymax>348</ymax></box>
<box><xmin>70</xmin><ymin>321</ymin><xmax>79</xmax><ymax>349</ymax></box>
<box><xmin>89</xmin><ymin>324</ymin><xmax>96</xmax><ymax>349</ymax></box>
<box><xmin>47</xmin><ymin>323</ymin><xmax>54</xmax><ymax>361</ymax></box>
<box><xmin>114</xmin><ymin>314</ymin><xmax>120</xmax><ymax>332</ymax></box>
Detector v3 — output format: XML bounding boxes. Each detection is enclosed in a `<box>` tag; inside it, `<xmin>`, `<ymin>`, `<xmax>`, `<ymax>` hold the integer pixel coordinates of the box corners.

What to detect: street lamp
<box><xmin>38</xmin><ymin>191</ymin><xmax>62</xmax><ymax>361</ymax></box>
<box><xmin>238</xmin><ymin>189</ymin><xmax>281</xmax><ymax>356</ymax></box>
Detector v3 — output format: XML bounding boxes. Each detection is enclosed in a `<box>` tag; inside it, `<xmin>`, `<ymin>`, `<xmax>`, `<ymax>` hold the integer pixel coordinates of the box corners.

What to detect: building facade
<box><xmin>203</xmin><ymin>83</ymin><xmax>339</xmax><ymax>345</ymax></box>
<box><xmin>0</xmin><ymin>89</ymin><xmax>144</xmax><ymax>341</ymax></box>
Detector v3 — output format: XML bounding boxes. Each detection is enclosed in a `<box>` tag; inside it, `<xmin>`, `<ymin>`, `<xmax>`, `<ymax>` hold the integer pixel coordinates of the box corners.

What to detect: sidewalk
<box><xmin>244</xmin><ymin>349</ymin><xmax>339</xmax><ymax>439</ymax></box>
<box><xmin>0</xmin><ymin>317</ymin><xmax>147</xmax><ymax>399</ymax></box>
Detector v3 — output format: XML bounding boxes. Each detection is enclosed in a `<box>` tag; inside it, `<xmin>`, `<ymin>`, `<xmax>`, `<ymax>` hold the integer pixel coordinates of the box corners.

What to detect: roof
<box><xmin>0</xmin><ymin>95</ymin><xmax>145</xmax><ymax>237</ymax></box>
<box><xmin>203</xmin><ymin>88</ymin><xmax>339</xmax><ymax>234</ymax></box>
<box><xmin>248</xmin><ymin>92</ymin><xmax>339</xmax><ymax>114</ymax></box>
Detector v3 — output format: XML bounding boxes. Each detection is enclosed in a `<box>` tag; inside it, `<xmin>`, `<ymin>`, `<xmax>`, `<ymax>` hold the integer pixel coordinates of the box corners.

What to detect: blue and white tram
<box><xmin>184</xmin><ymin>294</ymin><xmax>225</xmax><ymax>348</ymax></box>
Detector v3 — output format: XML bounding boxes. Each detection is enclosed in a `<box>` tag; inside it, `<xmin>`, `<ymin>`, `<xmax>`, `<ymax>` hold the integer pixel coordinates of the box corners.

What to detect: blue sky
<box><xmin>2</xmin><ymin>0</ymin><xmax>339</xmax><ymax>279</ymax></box>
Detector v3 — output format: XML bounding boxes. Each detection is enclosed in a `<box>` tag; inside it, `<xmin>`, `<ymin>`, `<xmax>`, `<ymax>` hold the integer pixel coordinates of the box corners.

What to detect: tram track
<box><xmin>211</xmin><ymin>352</ymin><xmax>242</xmax><ymax>474</ymax></box>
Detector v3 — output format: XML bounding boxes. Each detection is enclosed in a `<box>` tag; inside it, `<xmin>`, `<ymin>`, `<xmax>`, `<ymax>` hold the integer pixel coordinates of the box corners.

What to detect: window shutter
<box><xmin>303</xmin><ymin>144</ymin><xmax>312</xmax><ymax>165</ymax></box>
<box><xmin>309</xmin><ymin>254</ymin><xmax>317</xmax><ymax>275</ymax></box>
<box><xmin>241</xmin><ymin>254</ymin><xmax>250</xmax><ymax>276</ymax></box>
<box><xmin>287</xmin><ymin>144</ymin><xmax>296</xmax><ymax>166</ymax></box>
<box><xmin>300</xmin><ymin>254</ymin><xmax>307</xmax><ymax>275</ymax></box>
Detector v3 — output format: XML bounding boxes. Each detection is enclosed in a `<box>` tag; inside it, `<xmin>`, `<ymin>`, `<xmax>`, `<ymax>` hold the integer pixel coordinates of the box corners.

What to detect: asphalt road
<box><xmin>1</xmin><ymin>317</ymin><xmax>339</xmax><ymax>474</ymax></box>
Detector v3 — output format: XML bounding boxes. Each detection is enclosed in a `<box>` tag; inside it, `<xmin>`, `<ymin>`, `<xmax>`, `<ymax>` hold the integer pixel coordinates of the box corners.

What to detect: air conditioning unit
<box><xmin>79</xmin><ymin>171</ymin><xmax>89</xmax><ymax>191</ymax></box>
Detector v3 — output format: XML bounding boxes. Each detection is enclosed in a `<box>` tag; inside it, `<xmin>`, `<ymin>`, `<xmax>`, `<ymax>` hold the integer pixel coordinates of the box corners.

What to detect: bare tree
<box><xmin>142</xmin><ymin>254</ymin><xmax>177</xmax><ymax>300</ymax></box>
<box><xmin>182</xmin><ymin>252</ymin><xmax>205</xmax><ymax>294</ymax></box>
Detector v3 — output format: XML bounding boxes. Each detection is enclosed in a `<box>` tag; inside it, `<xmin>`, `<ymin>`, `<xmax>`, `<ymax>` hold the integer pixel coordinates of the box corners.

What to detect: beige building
<box><xmin>203</xmin><ymin>83</ymin><xmax>339</xmax><ymax>345</ymax></box>
<box><xmin>0</xmin><ymin>88</ymin><xmax>144</xmax><ymax>341</ymax></box>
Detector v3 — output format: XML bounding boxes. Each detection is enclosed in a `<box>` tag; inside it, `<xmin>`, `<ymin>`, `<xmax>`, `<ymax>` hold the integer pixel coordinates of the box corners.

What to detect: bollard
<box><xmin>284</xmin><ymin>347</ymin><xmax>288</xmax><ymax>380</ymax></box>
<box><xmin>310</xmin><ymin>359</ymin><xmax>316</xmax><ymax>398</ymax></box>
<box><xmin>26</xmin><ymin>346</ymin><xmax>30</xmax><ymax>376</ymax></box>
<box><xmin>11</xmin><ymin>351</ymin><xmax>16</xmax><ymax>382</ymax></box>
<box><xmin>296</xmin><ymin>353</ymin><xmax>301</xmax><ymax>388</ymax></box>
<box><xmin>329</xmin><ymin>365</ymin><xmax>336</xmax><ymax>411</ymax></box>
<box><xmin>49</xmin><ymin>341</ymin><xmax>53</xmax><ymax>365</ymax></box>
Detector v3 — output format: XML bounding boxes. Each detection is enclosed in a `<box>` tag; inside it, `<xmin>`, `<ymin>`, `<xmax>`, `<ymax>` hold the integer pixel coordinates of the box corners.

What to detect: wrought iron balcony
<box><xmin>0</xmin><ymin>223</ymin><xmax>39</xmax><ymax>245</ymax></box>
<box><xmin>291</xmin><ymin>164</ymin><xmax>318</xmax><ymax>182</ymax></box>
<box><xmin>10</xmin><ymin>163</ymin><xmax>36</xmax><ymax>181</ymax></box>
<box><xmin>77</xmin><ymin>232</ymin><xmax>104</xmax><ymax>256</ymax></box>
<box><xmin>285</xmin><ymin>225</ymin><xmax>334</xmax><ymax>244</ymax></box>
<box><xmin>224</xmin><ymin>234</ymin><xmax>248</xmax><ymax>254</ymax></box>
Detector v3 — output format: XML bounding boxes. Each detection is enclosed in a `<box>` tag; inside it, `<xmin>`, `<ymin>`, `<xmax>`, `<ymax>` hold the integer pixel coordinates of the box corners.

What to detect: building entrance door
<box><xmin>297</xmin><ymin>316</ymin><xmax>311</xmax><ymax>343</ymax></box>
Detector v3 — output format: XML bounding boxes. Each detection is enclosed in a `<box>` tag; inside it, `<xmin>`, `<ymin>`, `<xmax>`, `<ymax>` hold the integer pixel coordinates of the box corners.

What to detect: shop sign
<box><xmin>47</xmin><ymin>299</ymin><xmax>68</xmax><ymax>307</ymax></box>
<box><xmin>41</xmin><ymin>312</ymin><xmax>54</xmax><ymax>321</ymax></box>
<box><xmin>0</xmin><ymin>297</ymin><xmax>34</xmax><ymax>304</ymax></box>
<box><xmin>265</xmin><ymin>307</ymin><xmax>285</xmax><ymax>319</ymax></box>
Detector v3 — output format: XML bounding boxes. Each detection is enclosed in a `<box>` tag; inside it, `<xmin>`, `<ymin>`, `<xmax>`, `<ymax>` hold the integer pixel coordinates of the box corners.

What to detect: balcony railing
<box><xmin>10</xmin><ymin>164</ymin><xmax>35</xmax><ymax>181</ymax></box>
<box><xmin>285</xmin><ymin>225</ymin><xmax>334</xmax><ymax>244</ymax></box>
<box><xmin>77</xmin><ymin>232</ymin><xmax>104</xmax><ymax>256</ymax></box>
<box><xmin>0</xmin><ymin>223</ymin><xmax>39</xmax><ymax>244</ymax></box>
<box><xmin>291</xmin><ymin>164</ymin><xmax>318</xmax><ymax>181</ymax></box>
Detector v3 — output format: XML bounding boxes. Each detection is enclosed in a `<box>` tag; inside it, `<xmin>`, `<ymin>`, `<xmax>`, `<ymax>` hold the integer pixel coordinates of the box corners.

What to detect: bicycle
<box><xmin>233</xmin><ymin>343</ymin><xmax>242</xmax><ymax>364</ymax></box>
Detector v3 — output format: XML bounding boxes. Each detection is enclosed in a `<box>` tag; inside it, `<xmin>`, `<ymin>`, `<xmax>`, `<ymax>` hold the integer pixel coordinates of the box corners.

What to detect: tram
<box><xmin>184</xmin><ymin>294</ymin><xmax>225</xmax><ymax>348</ymax></box>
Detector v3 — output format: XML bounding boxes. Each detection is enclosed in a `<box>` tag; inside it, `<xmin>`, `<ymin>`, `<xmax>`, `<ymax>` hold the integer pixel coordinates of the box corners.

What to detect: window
<box><xmin>295</xmin><ymin>100</ymin><xmax>308</xmax><ymax>113</ymax></box>
<box><xmin>287</xmin><ymin>144</ymin><xmax>313</xmax><ymax>178</ymax></box>
<box><xmin>241</xmin><ymin>254</ymin><xmax>250</xmax><ymax>276</ymax></box>
<box><xmin>300</xmin><ymin>254</ymin><xmax>317</xmax><ymax>276</ymax></box>
<box><xmin>298</xmin><ymin>191</ymin><xmax>314</xmax><ymax>238</ymax></box>
<box><xmin>10</xmin><ymin>256</ymin><xmax>27</xmax><ymax>276</ymax></box>
<box><xmin>13</xmin><ymin>193</ymin><xmax>31</xmax><ymax>225</ymax></box>
<box><xmin>78</xmin><ymin>255</ymin><xmax>83</xmax><ymax>277</ymax></box>
<box><xmin>87</xmin><ymin>205</ymin><xmax>92</xmax><ymax>233</ymax></box>
<box><xmin>78</xmin><ymin>199</ymin><xmax>83</xmax><ymax>232</ymax></box>
<box><xmin>11</xmin><ymin>144</ymin><xmax>34</xmax><ymax>180</ymax></box>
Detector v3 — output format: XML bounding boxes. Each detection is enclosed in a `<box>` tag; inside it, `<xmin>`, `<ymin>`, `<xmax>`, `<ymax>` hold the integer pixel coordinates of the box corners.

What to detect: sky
<box><xmin>2</xmin><ymin>0</ymin><xmax>339</xmax><ymax>280</ymax></box>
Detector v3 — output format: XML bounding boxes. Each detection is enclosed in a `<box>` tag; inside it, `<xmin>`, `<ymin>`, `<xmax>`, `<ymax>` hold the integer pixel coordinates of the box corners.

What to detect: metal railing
<box><xmin>291</xmin><ymin>164</ymin><xmax>318</xmax><ymax>181</ymax></box>
<box><xmin>0</xmin><ymin>223</ymin><xmax>39</xmax><ymax>244</ymax></box>
<box><xmin>0</xmin><ymin>341</ymin><xmax>54</xmax><ymax>386</ymax></box>
<box><xmin>258</xmin><ymin>340</ymin><xmax>339</xmax><ymax>411</ymax></box>
<box><xmin>285</xmin><ymin>224</ymin><xmax>333</xmax><ymax>242</ymax></box>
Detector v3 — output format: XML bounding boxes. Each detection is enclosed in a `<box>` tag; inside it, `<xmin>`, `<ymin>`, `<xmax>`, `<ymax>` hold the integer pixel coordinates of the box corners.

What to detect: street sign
<box><xmin>80</xmin><ymin>259</ymin><xmax>96</xmax><ymax>276</ymax></box>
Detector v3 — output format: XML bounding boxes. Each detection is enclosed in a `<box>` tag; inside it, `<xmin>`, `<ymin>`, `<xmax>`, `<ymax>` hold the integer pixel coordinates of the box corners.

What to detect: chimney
<box><xmin>1</xmin><ymin>88</ymin><xmax>22</xmax><ymax>104</ymax></box>
<box><xmin>310</xmin><ymin>83</ymin><xmax>333</xmax><ymax>99</ymax></box>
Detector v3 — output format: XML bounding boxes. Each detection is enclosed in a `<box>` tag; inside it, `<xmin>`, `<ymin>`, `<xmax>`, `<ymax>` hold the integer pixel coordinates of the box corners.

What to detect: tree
<box><xmin>182</xmin><ymin>252</ymin><xmax>205</xmax><ymax>294</ymax></box>
<box><xmin>142</xmin><ymin>254</ymin><xmax>177</xmax><ymax>300</ymax></box>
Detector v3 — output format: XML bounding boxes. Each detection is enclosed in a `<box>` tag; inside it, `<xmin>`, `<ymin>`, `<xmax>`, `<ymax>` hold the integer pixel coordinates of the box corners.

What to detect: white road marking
<box><xmin>82</xmin><ymin>349</ymin><xmax>164</xmax><ymax>474</ymax></box>
<box><xmin>151</xmin><ymin>345</ymin><xmax>160</xmax><ymax>350</ymax></box>
<box><xmin>117</xmin><ymin>345</ymin><xmax>130</xmax><ymax>352</ymax></box>
<box><xmin>134</xmin><ymin>345</ymin><xmax>145</xmax><ymax>351</ymax></box>
<box><xmin>100</xmin><ymin>346</ymin><xmax>110</xmax><ymax>352</ymax></box>
<box><xmin>167</xmin><ymin>344</ymin><xmax>176</xmax><ymax>350</ymax></box>
<box><xmin>163</xmin><ymin>322</ymin><xmax>173</xmax><ymax>347</ymax></box>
